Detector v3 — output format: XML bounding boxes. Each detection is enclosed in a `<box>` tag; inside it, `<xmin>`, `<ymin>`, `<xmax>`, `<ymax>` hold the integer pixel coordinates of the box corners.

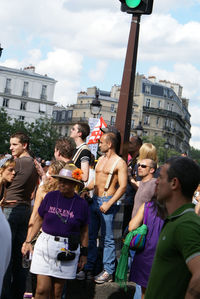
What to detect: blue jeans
<box><xmin>1</xmin><ymin>205</ymin><xmax>31</xmax><ymax>299</ymax></box>
<box><xmin>85</xmin><ymin>195</ymin><xmax>119</xmax><ymax>275</ymax></box>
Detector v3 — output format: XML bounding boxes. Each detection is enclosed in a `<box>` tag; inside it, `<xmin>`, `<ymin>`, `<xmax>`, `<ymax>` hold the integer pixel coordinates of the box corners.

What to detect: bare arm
<box><xmin>128</xmin><ymin>203</ymin><xmax>144</xmax><ymax>232</ymax></box>
<box><xmin>81</xmin><ymin>161</ymin><xmax>90</xmax><ymax>182</ymax></box>
<box><xmin>130</xmin><ymin>177</ymin><xmax>140</xmax><ymax>190</ymax></box>
<box><xmin>100</xmin><ymin>159</ymin><xmax>127</xmax><ymax>213</ymax></box>
<box><xmin>21</xmin><ymin>212</ymin><xmax>43</xmax><ymax>255</ymax></box>
<box><xmin>27</xmin><ymin>187</ymin><xmax>45</xmax><ymax>236</ymax></box>
<box><xmin>185</xmin><ymin>256</ymin><xmax>200</xmax><ymax>298</ymax></box>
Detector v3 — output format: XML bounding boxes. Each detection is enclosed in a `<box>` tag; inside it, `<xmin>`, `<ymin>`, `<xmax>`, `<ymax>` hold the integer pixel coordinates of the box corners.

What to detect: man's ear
<box><xmin>78</xmin><ymin>131</ymin><xmax>82</xmax><ymax>138</ymax></box>
<box><xmin>22</xmin><ymin>143</ymin><xmax>28</xmax><ymax>151</ymax></box>
<box><xmin>171</xmin><ymin>177</ymin><xmax>179</xmax><ymax>190</ymax></box>
<box><xmin>150</xmin><ymin>168</ymin><xmax>155</xmax><ymax>174</ymax></box>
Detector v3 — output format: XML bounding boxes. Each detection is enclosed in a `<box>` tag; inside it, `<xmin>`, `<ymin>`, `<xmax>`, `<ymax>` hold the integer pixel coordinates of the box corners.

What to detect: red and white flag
<box><xmin>87</xmin><ymin>117</ymin><xmax>107</xmax><ymax>144</ymax></box>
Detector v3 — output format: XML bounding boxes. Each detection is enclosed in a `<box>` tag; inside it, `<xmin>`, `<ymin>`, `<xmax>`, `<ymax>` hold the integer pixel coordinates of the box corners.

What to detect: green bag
<box><xmin>115</xmin><ymin>225</ymin><xmax>148</xmax><ymax>290</ymax></box>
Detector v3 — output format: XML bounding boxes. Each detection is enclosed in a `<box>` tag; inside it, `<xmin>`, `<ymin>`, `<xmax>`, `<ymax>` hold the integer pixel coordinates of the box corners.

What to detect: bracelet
<box><xmin>80</xmin><ymin>246</ymin><xmax>88</xmax><ymax>256</ymax></box>
<box><xmin>25</xmin><ymin>240</ymin><xmax>32</xmax><ymax>244</ymax></box>
<box><xmin>80</xmin><ymin>188</ymin><xmax>89</xmax><ymax>194</ymax></box>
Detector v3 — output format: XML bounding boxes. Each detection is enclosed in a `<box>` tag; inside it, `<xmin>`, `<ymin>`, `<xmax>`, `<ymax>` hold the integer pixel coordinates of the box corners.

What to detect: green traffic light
<box><xmin>125</xmin><ymin>0</ymin><xmax>142</xmax><ymax>8</ymax></box>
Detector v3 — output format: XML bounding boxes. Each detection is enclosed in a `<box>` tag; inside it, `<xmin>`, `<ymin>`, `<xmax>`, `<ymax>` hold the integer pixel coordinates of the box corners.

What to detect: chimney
<box><xmin>24</xmin><ymin>66</ymin><xmax>35</xmax><ymax>73</ymax></box>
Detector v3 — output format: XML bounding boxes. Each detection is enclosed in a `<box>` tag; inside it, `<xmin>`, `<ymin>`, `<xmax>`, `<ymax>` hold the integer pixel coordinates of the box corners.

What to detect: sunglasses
<box><xmin>137</xmin><ymin>163</ymin><xmax>150</xmax><ymax>169</ymax></box>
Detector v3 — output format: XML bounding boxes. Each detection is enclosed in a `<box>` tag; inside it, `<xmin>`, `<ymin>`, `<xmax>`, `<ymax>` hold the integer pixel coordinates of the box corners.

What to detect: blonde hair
<box><xmin>43</xmin><ymin>160</ymin><xmax>66</xmax><ymax>193</ymax></box>
<box><xmin>0</xmin><ymin>156</ymin><xmax>15</xmax><ymax>172</ymax></box>
<box><xmin>138</xmin><ymin>143</ymin><xmax>158</xmax><ymax>163</ymax></box>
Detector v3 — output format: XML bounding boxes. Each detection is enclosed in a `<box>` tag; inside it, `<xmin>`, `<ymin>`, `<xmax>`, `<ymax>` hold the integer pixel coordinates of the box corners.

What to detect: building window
<box><xmin>39</xmin><ymin>103</ymin><xmax>46</xmax><ymax>114</ymax></box>
<box><xmin>59</xmin><ymin>126</ymin><xmax>62</xmax><ymax>135</ymax></box>
<box><xmin>158</xmin><ymin>100</ymin><xmax>161</xmax><ymax>108</ymax></box>
<box><xmin>144</xmin><ymin>115</ymin><xmax>150</xmax><ymax>125</ymax></box>
<box><xmin>167</xmin><ymin>103</ymin><xmax>170</xmax><ymax>110</ymax></box>
<box><xmin>3</xmin><ymin>98</ymin><xmax>9</xmax><ymax>107</ymax></box>
<box><xmin>163</xmin><ymin>88</ymin><xmax>168</xmax><ymax>97</ymax></box>
<box><xmin>41</xmin><ymin>85</ymin><xmax>47</xmax><ymax>100</ymax></box>
<box><xmin>110</xmin><ymin>116</ymin><xmax>115</xmax><ymax>125</ymax></box>
<box><xmin>156</xmin><ymin>117</ymin><xmax>160</xmax><ymax>125</ymax></box>
<box><xmin>61</xmin><ymin>111</ymin><xmax>66</xmax><ymax>120</ymax></box>
<box><xmin>22</xmin><ymin>82</ymin><xmax>29</xmax><ymax>97</ymax></box>
<box><xmin>165</xmin><ymin>118</ymin><xmax>169</xmax><ymax>127</ymax></box>
<box><xmin>131</xmin><ymin>119</ymin><xmax>135</xmax><ymax>129</ymax></box>
<box><xmin>19</xmin><ymin>115</ymin><xmax>25</xmax><ymax>121</ymax></box>
<box><xmin>146</xmin><ymin>98</ymin><xmax>151</xmax><ymax>108</ymax></box>
<box><xmin>53</xmin><ymin>111</ymin><xmax>57</xmax><ymax>120</ymax></box>
<box><xmin>67</xmin><ymin>110</ymin><xmax>72</xmax><ymax>120</ymax></box>
<box><xmin>111</xmin><ymin>104</ymin><xmax>115</xmax><ymax>112</ymax></box>
<box><xmin>145</xmin><ymin>85</ymin><xmax>151</xmax><ymax>94</ymax></box>
<box><xmin>5</xmin><ymin>78</ymin><xmax>11</xmax><ymax>94</ymax></box>
<box><xmin>20</xmin><ymin>101</ymin><xmax>27</xmax><ymax>111</ymax></box>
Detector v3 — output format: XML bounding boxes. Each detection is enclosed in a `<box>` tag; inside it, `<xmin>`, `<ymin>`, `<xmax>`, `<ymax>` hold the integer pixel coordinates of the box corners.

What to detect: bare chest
<box><xmin>96</xmin><ymin>158</ymin><xmax>117</xmax><ymax>176</ymax></box>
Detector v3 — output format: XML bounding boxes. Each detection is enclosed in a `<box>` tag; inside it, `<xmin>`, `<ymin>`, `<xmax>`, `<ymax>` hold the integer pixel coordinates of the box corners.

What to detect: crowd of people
<box><xmin>0</xmin><ymin>122</ymin><xmax>200</xmax><ymax>299</ymax></box>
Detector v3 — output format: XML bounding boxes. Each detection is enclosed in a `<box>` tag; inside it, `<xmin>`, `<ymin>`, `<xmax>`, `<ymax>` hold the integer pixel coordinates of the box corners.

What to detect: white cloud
<box><xmin>88</xmin><ymin>60</ymin><xmax>108</xmax><ymax>81</ymax></box>
<box><xmin>139</xmin><ymin>14</ymin><xmax>200</xmax><ymax>63</ymax></box>
<box><xmin>153</xmin><ymin>0</ymin><xmax>196</xmax><ymax>13</ymax></box>
<box><xmin>36</xmin><ymin>49</ymin><xmax>83</xmax><ymax>105</ymax></box>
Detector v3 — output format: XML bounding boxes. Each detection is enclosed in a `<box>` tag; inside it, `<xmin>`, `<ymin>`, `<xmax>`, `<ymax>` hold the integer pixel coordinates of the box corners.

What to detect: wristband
<box><xmin>25</xmin><ymin>240</ymin><xmax>32</xmax><ymax>244</ymax></box>
<box><xmin>80</xmin><ymin>246</ymin><xmax>88</xmax><ymax>256</ymax></box>
<box><xmin>80</xmin><ymin>188</ymin><xmax>89</xmax><ymax>194</ymax></box>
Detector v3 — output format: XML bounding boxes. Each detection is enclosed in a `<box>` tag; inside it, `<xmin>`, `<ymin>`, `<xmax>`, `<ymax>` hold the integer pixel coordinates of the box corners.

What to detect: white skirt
<box><xmin>30</xmin><ymin>232</ymin><xmax>80</xmax><ymax>279</ymax></box>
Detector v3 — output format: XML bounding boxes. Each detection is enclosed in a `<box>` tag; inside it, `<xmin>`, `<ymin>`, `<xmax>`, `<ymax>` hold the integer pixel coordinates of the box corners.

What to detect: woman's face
<box><xmin>58</xmin><ymin>179</ymin><xmax>76</xmax><ymax>197</ymax></box>
<box><xmin>1</xmin><ymin>163</ymin><xmax>15</xmax><ymax>183</ymax></box>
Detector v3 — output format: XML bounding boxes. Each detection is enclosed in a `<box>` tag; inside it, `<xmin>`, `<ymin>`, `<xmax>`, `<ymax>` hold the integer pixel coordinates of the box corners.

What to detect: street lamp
<box><xmin>0</xmin><ymin>44</ymin><xmax>3</xmax><ymax>57</ymax></box>
<box><xmin>90</xmin><ymin>89</ymin><xmax>102</xmax><ymax>118</ymax></box>
<box><xmin>135</xmin><ymin>121</ymin><xmax>144</xmax><ymax>136</ymax></box>
<box><xmin>164</xmin><ymin>139</ymin><xmax>170</xmax><ymax>161</ymax></box>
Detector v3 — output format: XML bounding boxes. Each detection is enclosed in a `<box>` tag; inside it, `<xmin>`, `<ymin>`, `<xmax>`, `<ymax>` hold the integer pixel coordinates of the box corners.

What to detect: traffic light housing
<box><xmin>119</xmin><ymin>0</ymin><xmax>154</xmax><ymax>15</ymax></box>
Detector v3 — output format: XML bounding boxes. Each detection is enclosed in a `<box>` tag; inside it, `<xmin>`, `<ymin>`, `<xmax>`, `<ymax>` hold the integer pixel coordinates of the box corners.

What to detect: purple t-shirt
<box><xmin>38</xmin><ymin>190</ymin><xmax>89</xmax><ymax>237</ymax></box>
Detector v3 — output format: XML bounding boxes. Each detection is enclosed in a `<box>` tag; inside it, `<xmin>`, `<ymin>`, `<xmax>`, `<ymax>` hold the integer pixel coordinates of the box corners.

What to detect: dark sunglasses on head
<box><xmin>137</xmin><ymin>163</ymin><xmax>150</xmax><ymax>169</ymax></box>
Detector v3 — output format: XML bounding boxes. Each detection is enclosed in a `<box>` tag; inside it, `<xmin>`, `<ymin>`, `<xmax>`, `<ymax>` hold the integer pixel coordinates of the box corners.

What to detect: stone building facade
<box><xmin>53</xmin><ymin>74</ymin><xmax>191</xmax><ymax>153</ymax></box>
<box><xmin>0</xmin><ymin>65</ymin><xmax>56</xmax><ymax>123</ymax></box>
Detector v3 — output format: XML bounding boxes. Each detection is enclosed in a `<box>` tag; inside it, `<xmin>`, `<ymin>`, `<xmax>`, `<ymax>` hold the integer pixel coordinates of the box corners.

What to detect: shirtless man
<box><xmin>77</xmin><ymin>132</ymin><xmax>127</xmax><ymax>283</ymax></box>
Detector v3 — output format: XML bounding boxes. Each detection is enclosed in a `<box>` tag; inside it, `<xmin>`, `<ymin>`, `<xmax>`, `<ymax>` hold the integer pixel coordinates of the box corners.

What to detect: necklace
<box><xmin>55</xmin><ymin>193</ymin><xmax>76</xmax><ymax>224</ymax></box>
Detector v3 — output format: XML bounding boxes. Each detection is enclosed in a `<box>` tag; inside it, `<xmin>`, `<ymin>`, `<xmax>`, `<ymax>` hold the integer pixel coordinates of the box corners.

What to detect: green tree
<box><xmin>190</xmin><ymin>147</ymin><xmax>200</xmax><ymax>164</ymax></box>
<box><xmin>0</xmin><ymin>109</ymin><xmax>59</xmax><ymax>160</ymax></box>
<box><xmin>27</xmin><ymin>118</ymin><xmax>59</xmax><ymax>160</ymax></box>
<box><xmin>0</xmin><ymin>108</ymin><xmax>12</xmax><ymax>154</ymax></box>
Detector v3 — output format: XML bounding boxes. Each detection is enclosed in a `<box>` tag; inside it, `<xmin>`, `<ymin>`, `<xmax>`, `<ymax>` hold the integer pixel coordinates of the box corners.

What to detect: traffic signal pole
<box><xmin>115</xmin><ymin>15</ymin><xmax>141</xmax><ymax>160</ymax></box>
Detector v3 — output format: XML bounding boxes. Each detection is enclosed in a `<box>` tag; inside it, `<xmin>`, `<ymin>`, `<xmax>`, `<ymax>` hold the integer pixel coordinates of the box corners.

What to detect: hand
<box><xmin>21</xmin><ymin>242</ymin><xmax>33</xmax><ymax>256</ymax></box>
<box><xmin>78</xmin><ymin>255</ymin><xmax>87</xmax><ymax>271</ymax></box>
<box><xmin>34</xmin><ymin>159</ymin><xmax>45</xmax><ymax>178</ymax></box>
<box><xmin>100</xmin><ymin>202</ymin><xmax>111</xmax><ymax>214</ymax></box>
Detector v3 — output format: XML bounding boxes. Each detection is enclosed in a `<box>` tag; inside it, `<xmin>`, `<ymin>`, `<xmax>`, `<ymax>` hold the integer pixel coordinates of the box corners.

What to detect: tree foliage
<box><xmin>190</xmin><ymin>147</ymin><xmax>200</xmax><ymax>164</ymax></box>
<box><xmin>0</xmin><ymin>108</ymin><xmax>59</xmax><ymax>160</ymax></box>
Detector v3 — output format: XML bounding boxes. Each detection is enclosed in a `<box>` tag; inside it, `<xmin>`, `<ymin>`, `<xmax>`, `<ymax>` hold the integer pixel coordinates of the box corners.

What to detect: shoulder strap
<box><xmin>72</xmin><ymin>144</ymin><xmax>90</xmax><ymax>165</ymax></box>
<box><xmin>103</xmin><ymin>157</ymin><xmax>121</xmax><ymax>195</ymax></box>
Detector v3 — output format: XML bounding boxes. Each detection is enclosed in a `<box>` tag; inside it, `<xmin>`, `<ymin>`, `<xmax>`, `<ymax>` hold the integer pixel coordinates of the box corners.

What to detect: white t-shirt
<box><xmin>0</xmin><ymin>208</ymin><xmax>11</xmax><ymax>295</ymax></box>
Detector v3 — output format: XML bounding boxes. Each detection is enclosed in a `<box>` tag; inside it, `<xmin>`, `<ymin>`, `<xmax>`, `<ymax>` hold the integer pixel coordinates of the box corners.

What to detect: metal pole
<box><xmin>115</xmin><ymin>15</ymin><xmax>141</xmax><ymax>160</ymax></box>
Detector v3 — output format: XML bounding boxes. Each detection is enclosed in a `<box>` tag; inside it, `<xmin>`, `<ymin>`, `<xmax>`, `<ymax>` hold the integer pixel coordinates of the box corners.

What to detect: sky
<box><xmin>1</xmin><ymin>0</ymin><xmax>200</xmax><ymax>148</ymax></box>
